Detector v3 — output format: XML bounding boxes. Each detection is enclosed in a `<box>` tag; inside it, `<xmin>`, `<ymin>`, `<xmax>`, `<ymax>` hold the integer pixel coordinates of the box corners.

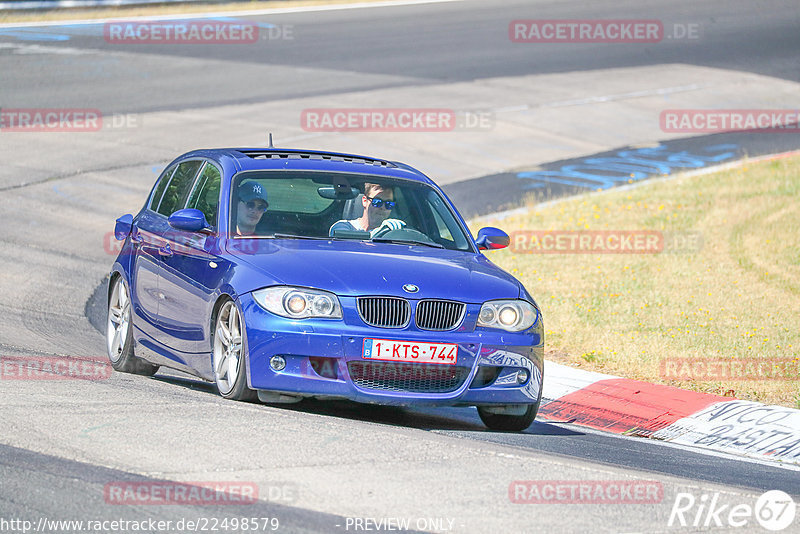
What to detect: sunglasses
<box><xmin>241</xmin><ymin>199</ymin><xmax>268</xmax><ymax>212</ymax></box>
<box><xmin>365</xmin><ymin>195</ymin><xmax>396</xmax><ymax>210</ymax></box>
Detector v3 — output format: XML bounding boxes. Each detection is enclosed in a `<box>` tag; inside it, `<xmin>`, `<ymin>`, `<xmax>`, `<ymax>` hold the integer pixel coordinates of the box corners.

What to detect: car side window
<box><xmin>424</xmin><ymin>190</ymin><xmax>470</xmax><ymax>249</ymax></box>
<box><xmin>148</xmin><ymin>164</ymin><xmax>177</xmax><ymax>211</ymax></box>
<box><xmin>156</xmin><ymin>160</ymin><xmax>203</xmax><ymax>217</ymax></box>
<box><xmin>430</xmin><ymin>206</ymin><xmax>454</xmax><ymax>241</ymax></box>
<box><xmin>186</xmin><ymin>162</ymin><xmax>222</xmax><ymax>227</ymax></box>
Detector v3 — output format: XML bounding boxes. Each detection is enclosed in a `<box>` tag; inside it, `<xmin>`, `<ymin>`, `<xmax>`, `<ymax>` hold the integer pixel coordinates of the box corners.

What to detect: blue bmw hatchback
<box><xmin>107</xmin><ymin>146</ymin><xmax>544</xmax><ymax>431</ymax></box>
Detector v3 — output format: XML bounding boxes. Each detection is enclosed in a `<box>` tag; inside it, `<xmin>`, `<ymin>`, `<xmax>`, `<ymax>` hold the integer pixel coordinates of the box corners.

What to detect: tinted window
<box><xmin>229</xmin><ymin>171</ymin><xmax>472</xmax><ymax>251</ymax></box>
<box><xmin>186</xmin><ymin>162</ymin><xmax>222</xmax><ymax>227</ymax></box>
<box><xmin>156</xmin><ymin>160</ymin><xmax>203</xmax><ymax>217</ymax></box>
<box><xmin>242</xmin><ymin>177</ymin><xmax>333</xmax><ymax>214</ymax></box>
<box><xmin>148</xmin><ymin>164</ymin><xmax>176</xmax><ymax>211</ymax></box>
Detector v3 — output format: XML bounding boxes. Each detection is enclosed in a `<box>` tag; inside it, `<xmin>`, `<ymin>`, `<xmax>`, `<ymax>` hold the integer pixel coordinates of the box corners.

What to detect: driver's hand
<box><xmin>370</xmin><ymin>218</ymin><xmax>406</xmax><ymax>238</ymax></box>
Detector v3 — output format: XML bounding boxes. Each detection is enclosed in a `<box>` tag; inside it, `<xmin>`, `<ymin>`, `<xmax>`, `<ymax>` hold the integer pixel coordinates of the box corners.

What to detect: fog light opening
<box><xmin>309</xmin><ymin>356</ymin><xmax>339</xmax><ymax>379</ymax></box>
<box><xmin>516</xmin><ymin>369</ymin><xmax>529</xmax><ymax>385</ymax></box>
<box><xmin>270</xmin><ymin>355</ymin><xmax>287</xmax><ymax>371</ymax></box>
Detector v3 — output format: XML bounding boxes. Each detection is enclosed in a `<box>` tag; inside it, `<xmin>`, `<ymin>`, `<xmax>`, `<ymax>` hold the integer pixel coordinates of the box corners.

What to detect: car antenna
<box><xmin>267</xmin><ymin>133</ymin><xmax>275</xmax><ymax>149</ymax></box>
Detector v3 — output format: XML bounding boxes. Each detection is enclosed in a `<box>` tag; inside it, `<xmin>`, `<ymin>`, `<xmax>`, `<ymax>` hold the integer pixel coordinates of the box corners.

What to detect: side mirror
<box><xmin>475</xmin><ymin>227</ymin><xmax>509</xmax><ymax>251</ymax></box>
<box><xmin>168</xmin><ymin>209</ymin><xmax>211</xmax><ymax>233</ymax></box>
<box><xmin>114</xmin><ymin>214</ymin><xmax>133</xmax><ymax>240</ymax></box>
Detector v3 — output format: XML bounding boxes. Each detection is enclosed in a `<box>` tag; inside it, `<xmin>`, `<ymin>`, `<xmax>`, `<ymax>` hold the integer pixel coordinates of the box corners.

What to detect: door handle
<box><xmin>158</xmin><ymin>244</ymin><xmax>173</xmax><ymax>257</ymax></box>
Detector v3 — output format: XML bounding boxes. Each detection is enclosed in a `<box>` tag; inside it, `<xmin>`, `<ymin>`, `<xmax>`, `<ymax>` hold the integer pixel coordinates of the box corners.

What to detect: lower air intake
<box><xmin>348</xmin><ymin>361</ymin><xmax>469</xmax><ymax>393</ymax></box>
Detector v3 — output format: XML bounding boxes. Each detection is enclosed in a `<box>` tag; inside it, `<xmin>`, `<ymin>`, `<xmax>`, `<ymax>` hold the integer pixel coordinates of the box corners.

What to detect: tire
<box><xmin>106</xmin><ymin>276</ymin><xmax>159</xmax><ymax>376</ymax></box>
<box><xmin>212</xmin><ymin>299</ymin><xmax>257</xmax><ymax>402</ymax></box>
<box><xmin>477</xmin><ymin>402</ymin><xmax>539</xmax><ymax>432</ymax></box>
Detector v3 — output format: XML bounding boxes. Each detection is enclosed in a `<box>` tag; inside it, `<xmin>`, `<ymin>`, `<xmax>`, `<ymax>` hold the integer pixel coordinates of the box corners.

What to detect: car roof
<box><xmin>178</xmin><ymin>147</ymin><xmax>435</xmax><ymax>184</ymax></box>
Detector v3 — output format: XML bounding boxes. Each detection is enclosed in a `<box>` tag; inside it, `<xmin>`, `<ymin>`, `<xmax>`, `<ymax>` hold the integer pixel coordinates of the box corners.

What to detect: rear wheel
<box><xmin>212</xmin><ymin>300</ymin><xmax>257</xmax><ymax>402</ymax></box>
<box><xmin>477</xmin><ymin>403</ymin><xmax>539</xmax><ymax>432</ymax></box>
<box><xmin>106</xmin><ymin>276</ymin><xmax>159</xmax><ymax>376</ymax></box>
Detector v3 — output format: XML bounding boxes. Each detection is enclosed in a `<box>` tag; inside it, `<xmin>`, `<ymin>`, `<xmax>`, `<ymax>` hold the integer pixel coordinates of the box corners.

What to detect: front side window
<box><xmin>186</xmin><ymin>163</ymin><xmax>222</xmax><ymax>227</ymax></box>
<box><xmin>148</xmin><ymin>164</ymin><xmax>177</xmax><ymax>211</ymax></box>
<box><xmin>156</xmin><ymin>160</ymin><xmax>203</xmax><ymax>217</ymax></box>
<box><xmin>228</xmin><ymin>171</ymin><xmax>472</xmax><ymax>251</ymax></box>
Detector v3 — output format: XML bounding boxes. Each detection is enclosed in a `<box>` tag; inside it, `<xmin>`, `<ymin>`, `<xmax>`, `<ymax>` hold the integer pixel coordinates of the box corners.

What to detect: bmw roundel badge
<box><xmin>402</xmin><ymin>284</ymin><xmax>419</xmax><ymax>293</ymax></box>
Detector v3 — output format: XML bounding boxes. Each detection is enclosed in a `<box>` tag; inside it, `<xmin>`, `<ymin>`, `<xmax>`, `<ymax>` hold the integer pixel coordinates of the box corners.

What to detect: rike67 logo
<box><xmin>669</xmin><ymin>490</ymin><xmax>796</xmax><ymax>531</ymax></box>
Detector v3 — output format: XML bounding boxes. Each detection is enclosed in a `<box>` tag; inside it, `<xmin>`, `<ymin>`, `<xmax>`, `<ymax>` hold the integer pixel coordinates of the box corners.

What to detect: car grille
<box><xmin>415</xmin><ymin>299</ymin><xmax>465</xmax><ymax>331</ymax></box>
<box><xmin>348</xmin><ymin>361</ymin><xmax>470</xmax><ymax>393</ymax></box>
<box><xmin>357</xmin><ymin>297</ymin><xmax>410</xmax><ymax>328</ymax></box>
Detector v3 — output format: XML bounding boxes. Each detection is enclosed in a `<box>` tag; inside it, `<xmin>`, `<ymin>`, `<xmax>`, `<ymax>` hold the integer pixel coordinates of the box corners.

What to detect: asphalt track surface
<box><xmin>2</xmin><ymin>0</ymin><xmax>799</xmax><ymax>113</ymax></box>
<box><xmin>2</xmin><ymin>1</ymin><xmax>800</xmax><ymax>532</ymax></box>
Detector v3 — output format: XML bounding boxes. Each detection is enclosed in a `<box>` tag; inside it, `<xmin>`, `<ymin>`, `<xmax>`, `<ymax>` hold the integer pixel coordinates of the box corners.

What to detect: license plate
<box><xmin>362</xmin><ymin>338</ymin><xmax>457</xmax><ymax>365</ymax></box>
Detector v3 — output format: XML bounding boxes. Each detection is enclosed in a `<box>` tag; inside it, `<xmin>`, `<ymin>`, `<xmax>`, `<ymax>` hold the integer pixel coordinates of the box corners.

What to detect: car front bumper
<box><xmin>239</xmin><ymin>293</ymin><xmax>544</xmax><ymax>407</ymax></box>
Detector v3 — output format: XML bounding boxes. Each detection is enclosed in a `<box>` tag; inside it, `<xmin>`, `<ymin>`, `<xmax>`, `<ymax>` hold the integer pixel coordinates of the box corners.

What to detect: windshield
<box><xmin>229</xmin><ymin>171</ymin><xmax>473</xmax><ymax>252</ymax></box>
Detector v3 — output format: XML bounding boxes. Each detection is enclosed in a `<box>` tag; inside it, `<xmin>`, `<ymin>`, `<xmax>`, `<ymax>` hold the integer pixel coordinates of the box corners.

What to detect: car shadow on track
<box><xmin>151</xmin><ymin>370</ymin><xmax>579</xmax><ymax>436</ymax></box>
<box><xmin>278</xmin><ymin>401</ymin><xmax>583</xmax><ymax>437</ymax></box>
<box><xmin>151</xmin><ymin>373</ymin><xmax>217</xmax><ymax>394</ymax></box>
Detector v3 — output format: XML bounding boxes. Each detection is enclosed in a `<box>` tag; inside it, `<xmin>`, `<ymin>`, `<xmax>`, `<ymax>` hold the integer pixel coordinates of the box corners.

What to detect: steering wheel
<box><xmin>370</xmin><ymin>219</ymin><xmax>406</xmax><ymax>238</ymax></box>
<box><xmin>376</xmin><ymin>227</ymin><xmax>438</xmax><ymax>245</ymax></box>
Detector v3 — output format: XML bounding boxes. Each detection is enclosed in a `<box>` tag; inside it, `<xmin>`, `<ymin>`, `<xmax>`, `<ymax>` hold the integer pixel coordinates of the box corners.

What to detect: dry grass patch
<box><xmin>473</xmin><ymin>155</ymin><xmax>800</xmax><ymax>408</ymax></box>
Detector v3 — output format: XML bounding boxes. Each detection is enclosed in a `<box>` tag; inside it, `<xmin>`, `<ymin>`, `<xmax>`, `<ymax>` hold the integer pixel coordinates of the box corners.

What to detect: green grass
<box><xmin>473</xmin><ymin>155</ymin><xmax>800</xmax><ymax>407</ymax></box>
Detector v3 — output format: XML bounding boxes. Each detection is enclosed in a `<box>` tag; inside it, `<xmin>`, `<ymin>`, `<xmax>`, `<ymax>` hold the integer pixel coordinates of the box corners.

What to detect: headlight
<box><xmin>477</xmin><ymin>300</ymin><xmax>538</xmax><ymax>332</ymax></box>
<box><xmin>252</xmin><ymin>286</ymin><xmax>342</xmax><ymax>319</ymax></box>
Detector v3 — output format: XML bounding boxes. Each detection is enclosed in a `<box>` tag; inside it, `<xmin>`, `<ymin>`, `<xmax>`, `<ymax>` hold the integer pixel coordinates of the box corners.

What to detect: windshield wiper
<box><xmin>372</xmin><ymin>237</ymin><xmax>444</xmax><ymax>249</ymax></box>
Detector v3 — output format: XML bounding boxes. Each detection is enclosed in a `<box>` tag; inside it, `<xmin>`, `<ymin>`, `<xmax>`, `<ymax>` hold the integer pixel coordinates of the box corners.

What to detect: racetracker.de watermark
<box><xmin>661</xmin><ymin>109</ymin><xmax>800</xmax><ymax>133</ymax></box>
<box><xmin>509</xmin><ymin>230</ymin><xmax>702</xmax><ymax>254</ymax></box>
<box><xmin>0</xmin><ymin>356</ymin><xmax>111</xmax><ymax>381</ymax></box>
<box><xmin>104</xmin><ymin>482</ymin><xmax>261</xmax><ymax>505</ymax></box>
<box><xmin>509</xmin><ymin>20</ymin><xmax>700</xmax><ymax>43</ymax></box>
<box><xmin>1</xmin><ymin>109</ymin><xmax>101</xmax><ymax>132</ymax></box>
<box><xmin>103</xmin><ymin>20</ymin><xmax>282</xmax><ymax>44</ymax></box>
<box><xmin>0</xmin><ymin>517</ymin><xmax>281</xmax><ymax>533</ymax></box>
<box><xmin>0</xmin><ymin>109</ymin><xmax>139</xmax><ymax>132</ymax></box>
<box><xmin>104</xmin><ymin>231</ymin><xmax>291</xmax><ymax>257</ymax></box>
<box><xmin>661</xmin><ymin>358</ymin><xmax>800</xmax><ymax>381</ymax></box>
<box><xmin>300</xmin><ymin>108</ymin><xmax>494</xmax><ymax>132</ymax></box>
<box><xmin>509</xmin><ymin>480</ymin><xmax>663</xmax><ymax>504</ymax></box>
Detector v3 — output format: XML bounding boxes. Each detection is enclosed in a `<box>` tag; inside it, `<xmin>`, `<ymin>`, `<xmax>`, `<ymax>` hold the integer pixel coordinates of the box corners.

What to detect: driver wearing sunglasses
<box><xmin>330</xmin><ymin>182</ymin><xmax>406</xmax><ymax>237</ymax></box>
<box><xmin>236</xmin><ymin>182</ymin><xmax>269</xmax><ymax>236</ymax></box>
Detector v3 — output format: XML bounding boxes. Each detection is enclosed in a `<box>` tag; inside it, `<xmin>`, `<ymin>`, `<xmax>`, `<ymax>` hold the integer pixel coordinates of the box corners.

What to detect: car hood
<box><xmin>227</xmin><ymin>238</ymin><xmax>522</xmax><ymax>303</ymax></box>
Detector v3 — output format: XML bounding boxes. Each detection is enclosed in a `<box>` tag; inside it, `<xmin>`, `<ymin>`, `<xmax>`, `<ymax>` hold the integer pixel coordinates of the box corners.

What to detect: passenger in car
<box><xmin>329</xmin><ymin>182</ymin><xmax>405</xmax><ymax>237</ymax></box>
<box><xmin>236</xmin><ymin>182</ymin><xmax>269</xmax><ymax>236</ymax></box>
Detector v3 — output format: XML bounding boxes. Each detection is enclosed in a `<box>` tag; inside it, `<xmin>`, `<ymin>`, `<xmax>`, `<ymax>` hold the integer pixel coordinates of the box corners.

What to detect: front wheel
<box><xmin>477</xmin><ymin>403</ymin><xmax>539</xmax><ymax>432</ymax></box>
<box><xmin>106</xmin><ymin>276</ymin><xmax>159</xmax><ymax>376</ymax></box>
<box><xmin>212</xmin><ymin>300</ymin><xmax>257</xmax><ymax>402</ymax></box>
